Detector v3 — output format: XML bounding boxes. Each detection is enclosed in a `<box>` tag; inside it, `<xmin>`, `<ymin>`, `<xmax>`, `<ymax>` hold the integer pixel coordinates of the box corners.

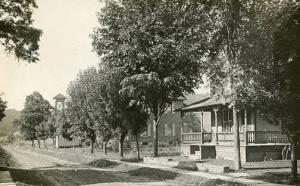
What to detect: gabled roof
<box><xmin>183</xmin><ymin>93</ymin><xmax>210</xmax><ymax>106</ymax></box>
<box><xmin>53</xmin><ymin>93</ymin><xmax>67</xmax><ymax>100</ymax></box>
<box><xmin>181</xmin><ymin>96</ymin><xmax>229</xmax><ymax>112</ymax></box>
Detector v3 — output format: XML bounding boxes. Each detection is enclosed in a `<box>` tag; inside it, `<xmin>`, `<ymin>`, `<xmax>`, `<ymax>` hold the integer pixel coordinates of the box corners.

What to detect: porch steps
<box><xmin>189</xmin><ymin>150</ymin><xmax>202</xmax><ymax>161</ymax></box>
<box><xmin>196</xmin><ymin>162</ymin><xmax>230</xmax><ymax>174</ymax></box>
<box><xmin>189</xmin><ymin>154</ymin><xmax>201</xmax><ymax>160</ymax></box>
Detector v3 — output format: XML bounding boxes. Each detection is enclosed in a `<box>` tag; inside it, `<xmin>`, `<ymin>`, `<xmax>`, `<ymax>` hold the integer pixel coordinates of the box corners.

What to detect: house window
<box><xmin>165</xmin><ymin>123</ymin><xmax>176</xmax><ymax>136</ymax></box>
<box><xmin>183</xmin><ymin>122</ymin><xmax>189</xmax><ymax>133</ymax></box>
<box><xmin>222</xmin><ymin>108</ymin><xmax>233</xmax><ymax>132</ymax></box>
<box><xmin>147</xmin><ymin>123</ymin><xmax>152</xmax><ymax>136</ymax></box>
<box><xmin>171</xmin><ymin>102</ymin><xmax>176</xmax><ymax>114</ymax></box>
<box><xmin>172</xmin><ymin>123</ymin><xmax>176</xmax><ymax>136</ymax></box>
<box><xmin>240</xmin><ymin>108</ymin><xmax>254</xmax><ymax>125</ymax></box>
<box><xmin>165</xmin><ymin>124</ymin><xmax>171</xmax><ymax>136</ymax></box>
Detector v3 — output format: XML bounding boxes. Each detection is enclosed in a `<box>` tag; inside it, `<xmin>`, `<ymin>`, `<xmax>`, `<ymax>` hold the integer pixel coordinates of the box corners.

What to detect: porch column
<box><xmin>213</xmin><ymin>108</ymin><xmax>218</xmax><ymax>144</ymax></box>
<box><xmin>233</xmin><ymin>106</ymin><xmax>241</xmax><ymax>170</ymax></box>
<box><xmin>180</xmin><ymin>111</ymin><xmax>184</xmax><ymax>143</ymax></box>
<box><xmin>244</xmin><ymin>109</ymin><xmax>248</xmax><ymax>145</ymax></box>
<box><xmin>201</xmin><ymin>111</ymin><xmax>204</xmax><ymax>144</ymax></box>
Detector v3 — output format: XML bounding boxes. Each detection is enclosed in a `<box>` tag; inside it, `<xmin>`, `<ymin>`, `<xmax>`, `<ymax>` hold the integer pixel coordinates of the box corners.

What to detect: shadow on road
<box><xmin>9</xmin><ymin>167</ymin><xmax>164</xmax><ymax>186</ymax></box>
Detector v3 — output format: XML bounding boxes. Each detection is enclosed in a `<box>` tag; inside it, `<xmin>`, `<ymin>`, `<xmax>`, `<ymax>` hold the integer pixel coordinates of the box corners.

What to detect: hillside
<box><xmin>0</xmin><ymin>109</ymin><xmax>21</xmax><ymax>136</ymax></box>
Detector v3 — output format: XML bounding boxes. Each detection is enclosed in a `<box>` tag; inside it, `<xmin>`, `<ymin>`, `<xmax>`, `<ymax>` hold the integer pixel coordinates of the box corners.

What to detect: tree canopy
<box><xmin>20</xmin><ymin>92</ymin><xmax>52</xmax><ymax>142</ymax></box>
<box><xmin>0</xmin><ymin>0</ymin><xmax>42</xmax><ymax>63</ymax></box>
<box><xmin>91</xmin><ymin>0</ymin><xmax>210</xmax><ymax>156</ymax></box>
<box><xmin>199</xmin><ymin>0</ymin><xmax>300</xmax><ymax>181</ymax></box>
<box><xmin>66</xmin><ymin>67</ymin><xmax>104</xmax><ymax>153</ymax></box>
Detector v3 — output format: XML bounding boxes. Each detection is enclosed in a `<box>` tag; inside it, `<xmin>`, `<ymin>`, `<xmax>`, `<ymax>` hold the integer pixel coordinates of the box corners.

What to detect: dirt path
<box><xmin>3</xmin><ymin>146</ymin><xmax>173</xmax><ymax>186</ymax></box>
<box><xmin>4</xmin><ymin>146</ymin><xmax>78</xmax><ymax>169</ymax></box>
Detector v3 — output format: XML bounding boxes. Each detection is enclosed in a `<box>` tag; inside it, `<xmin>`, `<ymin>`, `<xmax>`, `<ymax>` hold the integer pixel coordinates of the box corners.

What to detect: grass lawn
<box><xmin>247</xmin><ymin>171</ymin><xmax>300</xmax><ymax>185</ymax></box>
<box><xmin>9</xmin><ymin>168</ymin><xmax>54</xmax><ymax>186</ymax></box>
<box><xmin>128</xmin><ymin>167</ymin><xmax>179</xmax><ymax>181</ymax></box>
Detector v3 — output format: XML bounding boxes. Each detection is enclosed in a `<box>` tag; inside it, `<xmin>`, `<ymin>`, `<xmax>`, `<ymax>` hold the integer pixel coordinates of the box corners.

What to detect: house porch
<box><xmin>179</xmin><ymin>97</ymin><xmax>290</xmax><ymax>162</ymax></box>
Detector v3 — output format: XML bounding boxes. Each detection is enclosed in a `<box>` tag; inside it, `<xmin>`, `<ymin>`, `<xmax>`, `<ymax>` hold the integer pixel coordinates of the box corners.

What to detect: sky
<box><xmin>0</xmin><ymin>0</ymin><xmax>103</xmax><ymax>110</ymax></box>
<box><xmin>0</xmin><ymin>0</ymin><xmax>208</xmax><ymax>110</ymax></box>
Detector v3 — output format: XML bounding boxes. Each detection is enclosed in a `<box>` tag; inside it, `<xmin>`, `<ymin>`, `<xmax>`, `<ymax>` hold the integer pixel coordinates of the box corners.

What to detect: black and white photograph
<box><xmin>0</xmin><ymin>0</ymin><xmax>299</xmax><ymax>185</ymax></box>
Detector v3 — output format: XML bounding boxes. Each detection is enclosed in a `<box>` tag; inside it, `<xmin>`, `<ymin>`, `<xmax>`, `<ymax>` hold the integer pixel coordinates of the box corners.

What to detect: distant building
<box><xmin>133</xmin><ymin>94</ymin><xmax>209</xmax><ymax>147</ymax></box>
<box><xmin>53</xmin><ymin>93</ymin><xmax>80</xmax><ymax>148</ymax></box>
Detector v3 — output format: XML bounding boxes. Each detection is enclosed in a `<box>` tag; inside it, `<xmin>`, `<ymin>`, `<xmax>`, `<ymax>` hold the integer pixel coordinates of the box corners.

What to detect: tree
<box><xmin>252</xmin><ymin>2</ymin><xmax>300</xmax><ymax>183</ymax></box>
<box><xmin>100</xmin><ymin>67</ymin><xmax>130</xmax><ymax>158</ymax></box>
<box><xmin>46</xmin><ymin>112</ymin><xmax>58</xmax><ymax>147</ymax></box>
<box><xmin>66</xmin><ymin>67</ymin><xmax>102</xmax><ymax>154</ymax></box>
<box><xmin>0</xmin><ymin>96</ymin><xmax>6</xmax><ymax>122</ymax></box>
<box><xmin>202</xmin><ymin>0</ymin><xmax>300</xmax><ymax>181</ymax></box>
<box><xmin>36</xmin><ymin>120</ymin><xmax>49</xmax><ymax>148</ymax></box>
<box><xmin>199</xmin><ymin>0</ymin><xmax>280</xmax><ymax>170</ymax></box>
<box><xmin>0</xmin><ymin>0</ymin><xmax>42</xmax><ymax>63</ymax></box>
<box><xmin>20</xmin><ymin>92</ymin><xmax>52</xmax><ymax>147</ymax></box>
<box><xmin>125</xmin><ymin>103</ymin><xmax>148</xmax><ymax>160</ymax></box>
<box><xmin>92</xmin><ymin>0</ymin><xmax>209</xmax><ymax>157</ymax></box>
<box><xmin>10</xmin><ymin>118</ymin><xmax>21</xmax><ymax>144</ymax></box>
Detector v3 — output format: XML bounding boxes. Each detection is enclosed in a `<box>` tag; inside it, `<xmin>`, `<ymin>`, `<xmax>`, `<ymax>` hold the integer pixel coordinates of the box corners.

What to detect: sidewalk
<box><xmin>99</xmin><ymin>157</ymin><xmax>291</xmax><ymax>186</ymax></box>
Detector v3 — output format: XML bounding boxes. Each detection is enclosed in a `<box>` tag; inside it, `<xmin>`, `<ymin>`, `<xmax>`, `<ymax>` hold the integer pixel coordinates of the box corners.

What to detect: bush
<box><xmin>128</xmin><ymin>167</ymin><xmax>178</xmax><ymax>181</ymax></box>
<box><xmin>0</xmin><ymin>146</ymin><xmax>17</xmax><ymax>167</ymax></box>
<box><xmin>87</xmin><ymin>159</ymin><xmax>119</xmax><ymax>168</ymax></box>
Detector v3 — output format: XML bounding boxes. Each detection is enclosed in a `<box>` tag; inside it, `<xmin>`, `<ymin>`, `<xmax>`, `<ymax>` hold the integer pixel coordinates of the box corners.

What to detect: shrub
<box><xmin>87</xmin><ymin>159</ymin><xmax>119</xmax><ymax>168</ymax></box>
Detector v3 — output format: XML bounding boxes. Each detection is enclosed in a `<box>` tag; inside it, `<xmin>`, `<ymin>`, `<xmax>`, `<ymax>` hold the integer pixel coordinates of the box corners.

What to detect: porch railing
<box><xmin>182</xmin><ymin>132</ymin><xmax>212</xmax><ymax>143</ymax></box>
<box><xmin>217</xmin><ymin>132</ymin><xmax>245</xmax><ymax>142</ymax></box>
<box><xmin>182</xmin><ymin>133</ymin><xmax>202</xmax><ymax>142</ymax></box>
<box><xmin>182</xmin><ymin>131</ymin><xmax>289</xmax><ymax>144</ymax></box>
<box><xmin>246</xmin><ymin>131</ymin><xmax>289</xmax><ymax>144</ymax></box>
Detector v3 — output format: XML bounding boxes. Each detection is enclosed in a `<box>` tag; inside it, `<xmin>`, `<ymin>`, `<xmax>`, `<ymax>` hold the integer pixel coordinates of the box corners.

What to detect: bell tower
<box><xmin>53</xmin><ymin>93</ymin><xmax>67</xmax><ymax>113</ymax></box>
<box><xmin>53</xmin><ymin>93</ymin><xmax>67</xmax><ymax>148</ymax></box>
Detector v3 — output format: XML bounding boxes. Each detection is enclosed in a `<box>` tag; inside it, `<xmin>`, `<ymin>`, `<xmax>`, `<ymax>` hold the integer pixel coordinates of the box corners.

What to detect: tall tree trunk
<box><xmin>38</xmin><ymin>139</ymin><xmax>41</xmax><ymax>149</ymax></box>
<box><xmin>135</xmin><ymin>135</ymin><xmax>140</xmax><ymax>160</ymax></box>
<box><xmin>119</xmin><ymin>139</ymin><xmax>124</xmax><ymax>157</ymax></box>
<box><xmin>104</xmin><ymin>141</ymin><xmax>108</xmax><ymax>155</ymax></box>
<box><xmin>90</xmin><ymin>140</ymin><xmax>94</xmax><ymax>154</ymax></box>
<box><xmin>43</xmin><ymin>139</ymin><xmax>46</xmax><ymax>148</ymax></box>
<box><xmin>31</xmin><ymin>140</ymin><xmax>34</xmax><ymax>147</ymax></box>
<box><xmin>233</xmin><ymin>107</ymin><xmax>241</xmax><ymax>170</ymax></box>
<box><xmin>52</xmin><ymin>138</ymin><xmax>55</xmax><ymax>148</ymax></box>
<box><xmin>291</xmin><ymin>137</ymin><xmax>298</xmax><ymax>183</ymax></box>
<box><xmin>153</xmin><ymin>119</ymin><xmax>158</xmax><ymax>157</ymax></box>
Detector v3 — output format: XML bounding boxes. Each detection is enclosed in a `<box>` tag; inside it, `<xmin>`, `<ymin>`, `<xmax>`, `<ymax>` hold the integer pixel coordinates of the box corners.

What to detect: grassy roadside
<box><xmin>0</xmin><ymin>145</ymin><xmax>55</xmax><ymax>185</ymax></box>
<box><xmin>15</xmin><ymin>145</ymin><xmax>248</xmax><ymax>185</ymax></box>
<box><xmin>0</xmin><ymin>146</ymin><xmax>18</xmax><ymax>168</ymax></box>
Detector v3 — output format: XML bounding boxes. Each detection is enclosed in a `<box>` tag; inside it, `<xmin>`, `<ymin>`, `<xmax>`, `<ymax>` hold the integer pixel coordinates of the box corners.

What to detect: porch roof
<box><xmin>181</xmin><ymin>96</ymin><xmax>229</xmax><ymax>112</ymax></box>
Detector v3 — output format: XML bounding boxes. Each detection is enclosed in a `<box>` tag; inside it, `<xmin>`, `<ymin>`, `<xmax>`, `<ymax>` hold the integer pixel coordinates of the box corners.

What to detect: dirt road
<box><xmin>4</xmin><ymin>146</ymin><xmax>78</xmax><ymax>169</ymax></box>
<box><xmin>3</xmin><ymin>146</ymin><xmax>173</xmax><ymax>186</ymax></box>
